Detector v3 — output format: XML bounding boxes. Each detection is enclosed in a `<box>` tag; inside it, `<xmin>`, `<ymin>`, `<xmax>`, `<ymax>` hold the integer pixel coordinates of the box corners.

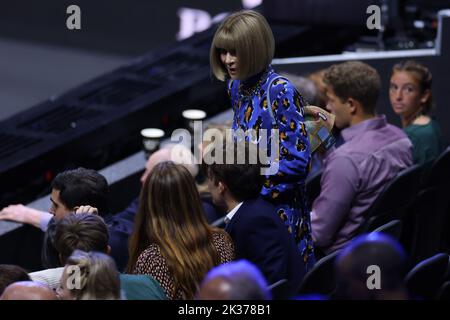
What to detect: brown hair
<box><xmin>210</xmin><ymin>10</ymin><xmax>274</xmax><ymax>81</ymax></box>
<box><xmin>324</xmin><ymin>61</ymin><xmax>381</xmax><ymax>114</ymax></box>
<box><xmin>203</xmin><ymin>141</ymin><xmax>264</xmax><ymax>202</ymax></box>
<box><xmin>391</xmin><ymin>60</ymin><xmax>433</xmax><ymax>114</ymax></box>
<box><xmin>54</xmin><ymin>213</ymin><xmax>109</xmax><ymax>265</ymax></box>
<box><xmin>51</xmin><ymin>168</ymin><xmax>109</xmax><ymax>216</ymax></box>
<box><xmin>0</xmin><ymin>265</ymin><xmax>30</xmax><ymax>295</ymax></box>
<box><xmin>127</xmin><ymin>162</ymin><xmax>227</xmax><ymax>299</ymax></box>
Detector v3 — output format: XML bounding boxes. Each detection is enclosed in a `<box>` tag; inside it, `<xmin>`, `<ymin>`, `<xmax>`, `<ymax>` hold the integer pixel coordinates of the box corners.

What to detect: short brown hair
<box><xmin>51</xmin><ymin>168</ymin><xmax>109</xmax><ymax>216</ymax></box>
<box><xmin>54</xmin><ymin>214</ymin><xmax>109</xmax><ymax>265</ymax></box>
<box><xmin>391</xmin><ymin>60</ymin><xmax>433</xmax><ymax>114</ymax></box>
<box><xmin>324</xmin><ymin>61</ymin><xmax>381</xmax><ymax>114</ymax></box>
<box><xmin>210</xmin><ymin>10</ymin><xmax>275</xmax><ymax>81</ymax></box>
<box><xmin>0</xmin><ymin>265</ymin><xmax>30</xmax><ymax>295</ymax></box>
<box><xmin>203</xmin><ymin>141</ymin><xmax>264</xmax><ymax>202</ymax></box>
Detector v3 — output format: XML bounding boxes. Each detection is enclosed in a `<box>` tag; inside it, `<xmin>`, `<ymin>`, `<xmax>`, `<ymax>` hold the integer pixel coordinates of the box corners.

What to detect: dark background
<box><xmin>0</xmin><ymin>0</ymin><xmax>244</xmax><ymax>55</ymax></box>
<box><xmin>0</xmin><ymin>0</ymin><xmax>449</xmax><ymax>271</ymax></box>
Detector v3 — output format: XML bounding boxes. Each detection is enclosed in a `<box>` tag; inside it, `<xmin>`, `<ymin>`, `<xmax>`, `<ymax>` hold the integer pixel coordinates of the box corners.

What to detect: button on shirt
<box><xmin>311</xmin><ymin>115</ymin><xmax>413</xmax><ymax>254</ymax></box>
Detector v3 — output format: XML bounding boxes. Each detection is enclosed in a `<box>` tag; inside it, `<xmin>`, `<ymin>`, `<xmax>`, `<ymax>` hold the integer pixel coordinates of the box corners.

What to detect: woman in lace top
<box><xmin>127</xmin><ymin>162</ymin><xmax>234</xmax><ymax>299</ymax></box>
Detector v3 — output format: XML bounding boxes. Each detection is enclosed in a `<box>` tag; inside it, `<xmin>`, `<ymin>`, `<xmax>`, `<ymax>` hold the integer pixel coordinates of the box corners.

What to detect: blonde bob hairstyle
<box><xmin>210</xmin><ymin>10</ymin><xmax>275</xmax><ymax>81</ymax></box>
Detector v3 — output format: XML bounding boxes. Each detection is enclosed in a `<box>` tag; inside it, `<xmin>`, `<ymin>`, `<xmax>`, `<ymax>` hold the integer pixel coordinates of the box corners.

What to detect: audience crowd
<box><xmin>0</xmin><ymin>9</ymin><xmax>448</xmax><ymax>301</ymax></box>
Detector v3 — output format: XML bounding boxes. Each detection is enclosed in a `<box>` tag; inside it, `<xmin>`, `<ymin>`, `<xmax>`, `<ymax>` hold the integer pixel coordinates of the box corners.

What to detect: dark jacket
<box><xmin>225</xmin><ymin>197</ymin><xmax>306</xmax><ymax>299</ymax></box>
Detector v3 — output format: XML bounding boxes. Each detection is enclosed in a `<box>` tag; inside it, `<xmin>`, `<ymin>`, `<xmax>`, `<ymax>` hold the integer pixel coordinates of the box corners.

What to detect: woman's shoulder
<box><xmin>211</xmin><ymin>229</ymin><xmax>232</xmax><ymax>244</ymax></box>
<box><xmin>266</xmin><ymin>72</ymin><xmax>297</xmax><ymax>90</ymax></box>
<box><xmin>264</xmin><ymin>72</ymin><xmax>300</xmax><ymax>103</ymax></box>
<box><xmin>134</xmin><ymin>243</ymin><xmax>170</xmax><ymax>275</ymax></box>
<box><xmin>137</xmin><ymin>243</ymin><xmax>162</xmax><ymax>262</ymax></box>
<box><xmin>429</xmin><ymin>119</ymin><xmax>444</xmax><ymax>133</ymax></box>
<box><xmin>404</xmin><ymin>119</ymin><xmax>445</xmax><ymax>154</ymax></box>
<box><xmin>211</xmin><ymin>229</ymin><xmax>235</xmax><ymax>261</ymax></box>
<box><xmin>406</xmin><ymin>118</ymin><xmax>441</xmax><ymax>137</ymax></box>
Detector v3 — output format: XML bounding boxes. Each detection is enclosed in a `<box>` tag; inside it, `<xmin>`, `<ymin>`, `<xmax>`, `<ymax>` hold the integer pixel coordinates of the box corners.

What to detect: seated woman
<box><xmin>389</xmin><ymin>60</ymin><xmax>445</xmax><ymax>164</ymax></box>
<box><xmin>127</xmin><ymin>162</ymin><xmax>235</xmax><ymax>300</ymax></box>
<box><xmin>57</xmin><ymin>250</ymin><xmax>121</xmax><ymax>300</ymax></box>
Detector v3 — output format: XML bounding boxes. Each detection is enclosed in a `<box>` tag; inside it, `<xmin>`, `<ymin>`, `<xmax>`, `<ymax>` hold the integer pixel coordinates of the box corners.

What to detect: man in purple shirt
<box><xmin>311</xmin><ymin>61</ymin><xmax>413</xmax><ymax>256</ymax></box>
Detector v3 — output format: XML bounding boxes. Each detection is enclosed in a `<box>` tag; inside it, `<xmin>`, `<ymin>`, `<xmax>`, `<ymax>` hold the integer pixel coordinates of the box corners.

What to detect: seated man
<box><xmin>335</xmin><ymin>233</ymin><xmax>410</xmax><ymax>300</ymax></box>
<box><xmin>204</xmin><ymin>141</ymin><xmax>306</xmax><ymax>299</ymax></box>
<box><xmin>0</xmin><ymin>145</ymin><xmax>217</xmax><ymax>270</ymax></box>
<box><xmin>29</xmin><ymin>213</ymin><xmax>167</xmax><ymax>300</ymax></box>
<box><xmin>0</xmin><ymin>168</ymin><xmax>116</xmax><ymax>268</ymax></box>
<box><xmin>197</xmin><ymin>260</ymin><xmax>271</xmax><ymax>300</ymax></box>
<box><xmin>0</xmin><ymin>167</ymin><xmax>131</xmax><ymax>271</ymax></box>
<box><xmin>311</xmin><ymin>61</ymin><xmax>413</xmax><ymax>256</ymax></box>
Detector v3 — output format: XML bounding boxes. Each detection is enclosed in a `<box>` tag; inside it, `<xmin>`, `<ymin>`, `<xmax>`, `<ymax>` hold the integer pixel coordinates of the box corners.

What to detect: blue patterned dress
<box><xmin>228</xmin><ymin>66</ymin><xmax>314</xmax><ymax>268</ymax></box>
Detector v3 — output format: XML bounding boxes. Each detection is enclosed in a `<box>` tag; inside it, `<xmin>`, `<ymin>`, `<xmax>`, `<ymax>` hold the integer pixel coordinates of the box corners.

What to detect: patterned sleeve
<box><xmin>269</xmin><ymin>80</ymin><xmax>311</xmax><ymax>183</ymax></box>
<box><xmin>213</xmin><ymin>231</ymin><xmax>235</xmax><ymax>263</ymax></box>
<box><xmin>133</xmin><ymin>245</ymin><xmax>173</xmax><ymax>298</ymax></box>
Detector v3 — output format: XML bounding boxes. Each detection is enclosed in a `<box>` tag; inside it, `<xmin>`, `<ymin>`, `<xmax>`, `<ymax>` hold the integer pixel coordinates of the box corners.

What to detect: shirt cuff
<box><xmin>40</xmin><ymin>212</ymin><xmax>53</xmax><ymax>232</ymax></box>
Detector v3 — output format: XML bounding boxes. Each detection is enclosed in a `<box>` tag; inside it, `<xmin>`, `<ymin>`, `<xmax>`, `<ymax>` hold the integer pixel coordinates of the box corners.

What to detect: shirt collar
<box><xmin>340</xmin><ymin>115</ymin><xmax>387</xmax><ymax>143</ymax></box>
<box><xmin>225</xmin><ymin>202</ymin><xmax>244</xmax><ymax>223</ymax></box>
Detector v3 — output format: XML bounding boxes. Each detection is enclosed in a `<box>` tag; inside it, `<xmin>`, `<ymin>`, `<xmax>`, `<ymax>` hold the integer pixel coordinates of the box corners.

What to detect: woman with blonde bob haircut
<box><xmin>127</xmin><ymin>162</ymin><xmax>234</xmax><ymax>299</ymax></box>
<box><xmin>57</xmin><ymin>250</ymin><xmax>121</xmax><ymax>300</ymax></box>
<box><xmin>210</xmin><ymin>10</ymin><xmax>274</xmax><ymax>81</ymax></box>
<box><xmin>210</xmin><ymin>10</ymin><xmax>314</xmax><ymax>269</ymax></box>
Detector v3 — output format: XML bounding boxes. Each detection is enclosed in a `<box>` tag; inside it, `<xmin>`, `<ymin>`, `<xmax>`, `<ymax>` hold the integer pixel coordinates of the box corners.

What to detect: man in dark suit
<box><xmin>204</xmin><ymin>141</ymin><xmax>306</xmax><ymax>299</ymax></box>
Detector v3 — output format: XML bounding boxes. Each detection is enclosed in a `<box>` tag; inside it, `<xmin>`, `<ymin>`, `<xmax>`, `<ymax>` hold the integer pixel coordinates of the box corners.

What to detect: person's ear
<box><xmin>106</xmin><ymin>245</ymin><xmax>111</xmax><ymax>256</ymax></box>
<box><xmin>218</xmin><ymin>181</ymin><xmax>226</xmax><ymax>194</ymax></box>
<box><xmin>58</xmin><ymin>253</ymin><xmax>65</xmax><ymax>266</ymax></box>
<box><xmin>420</xmin><ymin>89</ymin><xmax>431</xmax><ymax>105</ymax></box>
<box><xmin>347</xmin><ymin>98</ymin><xmax>358</xmax><ymax>114</ymax></box>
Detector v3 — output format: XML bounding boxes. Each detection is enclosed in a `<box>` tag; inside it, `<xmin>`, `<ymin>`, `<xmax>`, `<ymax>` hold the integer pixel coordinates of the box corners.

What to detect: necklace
<box><xmin>238</xmin><ymin>67</ymin><xmax>274</xmax><ymax>100</ymax></box>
